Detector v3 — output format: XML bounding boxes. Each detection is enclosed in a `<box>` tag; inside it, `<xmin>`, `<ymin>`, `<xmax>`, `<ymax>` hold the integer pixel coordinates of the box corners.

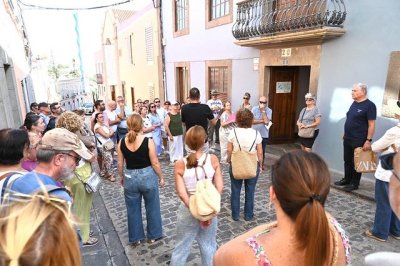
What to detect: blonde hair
<box><xmin>126</xmin><ymin>114</ymin><xmax>143</xmax><ymax>144</ymax></box>
<box><xmin>0</xmin><ymin>192</ymin><xmax>81</xmax><ymax>266</ymax></box>
<box><xmin>56</xmin><ymin>111</ymin><xmax>83</xmax><ymax>133</ymax></box>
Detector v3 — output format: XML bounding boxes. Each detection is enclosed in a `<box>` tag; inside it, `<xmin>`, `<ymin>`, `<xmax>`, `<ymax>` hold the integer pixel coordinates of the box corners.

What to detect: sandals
<box><xmin>103</xmin><ymin>174</ymin><xmax>116</xmax><ymax>182</ymax></box>
<box><xmin>83</xmin><ymin>237</ymin><xmax>99</xmax><ymax>247</ymax></box>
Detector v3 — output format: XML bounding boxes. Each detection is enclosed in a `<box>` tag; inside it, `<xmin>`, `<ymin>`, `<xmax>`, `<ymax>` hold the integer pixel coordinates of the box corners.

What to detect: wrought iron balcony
<box><xmin>232</xmin><ymin>0</ymin><xmax>346</xmax><ymax>41</ymax></box>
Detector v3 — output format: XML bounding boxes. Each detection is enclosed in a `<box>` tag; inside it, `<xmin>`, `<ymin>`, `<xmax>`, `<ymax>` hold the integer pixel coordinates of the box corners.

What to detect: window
<box><xmin>206</xmin><ymin>0</ymin><xmax>232</xmax><ymax>29</ymax></box>
<box><xmin>173</xmin><ymin>0</ymin><xmax>189</xmax><ymax>37</ymax></box>
<box><xmin>206</xmin><ymin>60</ymin><xmax>232</xmax><ymax>102</ymax></box>
<box><xmin>145</xmin><ymin>26</ymin><xmax>153</xmax><ymax>63</ymax></box>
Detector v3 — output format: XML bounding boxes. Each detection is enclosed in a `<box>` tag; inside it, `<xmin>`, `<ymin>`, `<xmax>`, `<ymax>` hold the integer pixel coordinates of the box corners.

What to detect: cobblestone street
<box><xmin>83</xmin><ymin>150</ymin><xmax>400</xmax><ymax>266</ymax></box>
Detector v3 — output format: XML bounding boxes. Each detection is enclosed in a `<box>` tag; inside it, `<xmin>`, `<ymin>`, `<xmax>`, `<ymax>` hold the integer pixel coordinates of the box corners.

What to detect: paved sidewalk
<box><xmin>83</xmin><ymin>146</ymin><xmax>400</xmax><ymax>266</ymax></box>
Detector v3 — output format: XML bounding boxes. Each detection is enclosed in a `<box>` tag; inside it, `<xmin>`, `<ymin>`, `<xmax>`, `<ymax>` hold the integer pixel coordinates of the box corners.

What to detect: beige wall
<box><xmin>259</xmin><ymin>45</ymin><xmax>321</xmax><ymax>96</ymax></box>
<box><xmin>117</xmin><ymin>8</ymin><xmax>162</xmax><ymax>109</ymax></box>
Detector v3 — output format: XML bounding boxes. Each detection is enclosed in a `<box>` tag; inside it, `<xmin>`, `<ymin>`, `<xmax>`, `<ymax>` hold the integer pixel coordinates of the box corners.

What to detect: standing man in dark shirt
<box><xmin>181</xmin><ymin>87</ymin><xmax>217</xmax><ymax>153</ymax></box>
<box><xmin>335</xmin><ymin>83</ymin><xmax>377</xmax><ymax>191</ymax></box>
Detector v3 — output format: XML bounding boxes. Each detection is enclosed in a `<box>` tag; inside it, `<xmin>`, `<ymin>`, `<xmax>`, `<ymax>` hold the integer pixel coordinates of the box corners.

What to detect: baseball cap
<box><xmin>171</xmin><ymin>100</ymin><xmax>180</xmax><ymax>105</ymax></box>
<box><xmin>211</xmin><ymin>89</ymin><xmax>220</xmax><ymax>95</ymax></box>
<box><xmin>39</xmin><ymin>128</ymin><xmax>93</xmax><ymax>160</ymax></box>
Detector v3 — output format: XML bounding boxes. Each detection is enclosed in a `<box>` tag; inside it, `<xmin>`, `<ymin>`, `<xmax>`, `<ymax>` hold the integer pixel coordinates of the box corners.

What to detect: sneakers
<box><xmin>343</xmin><ymin>184</ymin><xmax>358</xmax><ymax>192</ymax></box>
<box><xmin>83</xmin><ymin>237</ymin><xmax>99</xmax><ymax>247</ymax></box>
<box><xmin>129</xmin><ymin>240</ymin><xmax>141</xmax><ymax>248</ymax></box>
<box><xmin>365</xmin><ymin>230</ymin><xmax>386</xmax><ymax>242</ymax></box>
<box><xmin>391</xmin><ymin>233</ymin><xmax>400</xmax><ymax>240</ymax></box>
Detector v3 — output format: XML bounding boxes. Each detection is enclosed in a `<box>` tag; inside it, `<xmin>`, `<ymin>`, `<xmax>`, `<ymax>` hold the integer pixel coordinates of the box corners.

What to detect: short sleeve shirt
<box><xmin>298</xmin><ymin>107</ymin><xmax>322</xmax><ymax>129</ymax></box>
<box><xmin>344</xmin><ymin>99</ymin><xmax>376</xmax><ymax>141</ymax></box>
<box><xmin>11</xmin><ymin>171</ymin><xmax>72</xmax><ymax>203</ymax></box>
<box><xmin>116</xmin><ymin>107</ymin><xmax>133</xmax><ymax>129</ymax></box>
<box><xmin>181</xmin><ymin>103</ymin><xmax>214</xmax><ymax>133</ymax></box>
<box><xmin>207</xmin><ymin>99</ymin><xmax>223</xmax><ymax>118</ymax></box>
<box><xmin>252</xmin><ymin>106</ymin><xmax>272</xmax><ymax>138</ymax></box>
<box><xmin>228</xmin><ymin>128</ymin><xmax>262</xmax><ymax>153</ymax></box>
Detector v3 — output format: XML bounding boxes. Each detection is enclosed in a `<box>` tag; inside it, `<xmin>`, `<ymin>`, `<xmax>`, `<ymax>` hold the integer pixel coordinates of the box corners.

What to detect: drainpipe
<box><xmin>153</xmin><ymin>0</ymin><xmax>167</xmax><ymax>101</ymax></box>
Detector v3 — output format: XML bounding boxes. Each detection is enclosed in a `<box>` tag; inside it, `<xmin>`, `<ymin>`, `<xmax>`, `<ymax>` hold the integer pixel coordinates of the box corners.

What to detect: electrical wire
<box><xmin>16</xmin><ymin>0</ymin><xmax>132</xmax><ymax>11</ymax></box>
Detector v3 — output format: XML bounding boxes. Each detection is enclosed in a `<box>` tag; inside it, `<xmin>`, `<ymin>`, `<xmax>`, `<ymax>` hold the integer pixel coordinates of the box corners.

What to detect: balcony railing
<box><xmin>232</xmin><ymin>0</ymin><xmax>346</xmax><ymax>40</ymax></box>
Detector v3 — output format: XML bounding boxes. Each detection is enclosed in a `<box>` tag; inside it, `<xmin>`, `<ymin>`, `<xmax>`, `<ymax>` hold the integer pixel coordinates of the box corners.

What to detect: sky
<box><xmin>20</xmin><ymin>0</ymin><xmax>141</xmax><ymax>76</ymax></box>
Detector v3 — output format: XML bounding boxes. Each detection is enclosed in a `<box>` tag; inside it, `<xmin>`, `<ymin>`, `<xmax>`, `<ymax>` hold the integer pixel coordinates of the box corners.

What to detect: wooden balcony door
<box><xmin>268</xmin><ymin>66</ymin><xmax>299</xmax><ymax>143</ymax></box>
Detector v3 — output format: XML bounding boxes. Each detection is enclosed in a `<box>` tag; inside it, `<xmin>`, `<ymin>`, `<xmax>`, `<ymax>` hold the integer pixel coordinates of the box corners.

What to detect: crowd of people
<box><xmin>1</xmin><ymin>83</ymin><xmax>400</xmax><ymax>265</ymax></box>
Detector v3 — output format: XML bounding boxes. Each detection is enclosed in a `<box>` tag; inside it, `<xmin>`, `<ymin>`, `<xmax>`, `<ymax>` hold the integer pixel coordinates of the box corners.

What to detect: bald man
<box><xmin>105</xmin><ymin>100</ymin><xmax>120</xmax><ymax>144</ymax></box>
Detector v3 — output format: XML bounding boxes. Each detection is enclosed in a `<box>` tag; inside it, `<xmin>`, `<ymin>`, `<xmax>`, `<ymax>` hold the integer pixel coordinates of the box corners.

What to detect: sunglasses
<box><xmin>150</xmin><ymin>106</ymin><xmax>156</xmax><ymax>108</ymax></box>
<box><xmin>243</xmin><ymin>97</ymin><xmax>249</xmax><ymax>100</ymax></box>
<box><xmin>305</xmin><ymin>98</ymin><xmax>314</xmax><ymax>101</ymax></box>
<box><xmin>155</xmin><ymin>101</ymin><xmax>160</xmax><ymax>103</ymax></box>
<box><xmin>259</xmin><ymin>101</ymin><xmax>267</xmax><ymax>104</ymax></box>
<box><xmin>61</xmin><ymin>153</ymin><xmax>81</xmax><ymax>166</ymax></box>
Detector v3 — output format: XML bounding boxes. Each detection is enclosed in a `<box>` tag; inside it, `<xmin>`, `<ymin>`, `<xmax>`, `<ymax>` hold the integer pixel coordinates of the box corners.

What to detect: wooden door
<box><xmin>268</xmin><ymin>66</ymin><xmax>298</xmax><ymax>143</ymax></box>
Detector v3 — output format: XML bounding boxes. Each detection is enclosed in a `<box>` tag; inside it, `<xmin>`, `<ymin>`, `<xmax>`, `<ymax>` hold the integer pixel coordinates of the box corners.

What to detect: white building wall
<box><xmin>162</xmin><ymin>0</ymin><xmax>259</xmax><ymax>109</ymax></box>
<box><xmin>315</xmin><ymin>0</ymin><xmax>400</xmax><ymax>174</ymax></box>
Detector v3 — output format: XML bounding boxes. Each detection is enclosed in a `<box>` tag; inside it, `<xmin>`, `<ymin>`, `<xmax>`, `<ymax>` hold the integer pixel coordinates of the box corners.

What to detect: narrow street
<box><xmin>82</xmin><ymin>147</ymin><xmax>400</xmax><ymax>266</ymax></box>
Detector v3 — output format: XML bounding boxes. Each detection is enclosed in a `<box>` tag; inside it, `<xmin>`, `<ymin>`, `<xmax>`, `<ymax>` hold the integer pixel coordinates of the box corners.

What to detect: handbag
<box><xmin>231</xmin><ymin>129</ymin><xmax>258</xmax><ymax>179</ymax></box>
<box><xmin>354</xmin><ymin>147</ymin><xmax>378</xmax><ymax>173</ymax></box>
<box><xmin>188</xmin><ymin>154</ymin><xmax>221</xmax><ymax>221</ymax></box>
<box><xmin>75</xmin><ymin>167</ymin><xmax>102</xmax><ymax>193</ymax></box>
<box><xmin>298</xmin><ymin>108</ymin><xmax>316</xmax><ymax>138</ymax></box>
<box><xmin>96</xmin><ymin>136</ymin><xmax>115</xmax><ymax>151</ymax></box>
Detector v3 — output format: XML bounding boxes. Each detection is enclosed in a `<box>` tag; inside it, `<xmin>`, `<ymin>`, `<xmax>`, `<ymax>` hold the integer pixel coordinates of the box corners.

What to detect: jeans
<box><xmin>229</xmin><ymin>164</ymin><xmax>260</xmax><ymax>220</ymax></box>
<box><xmin>343</xmin><ymin>138</ymin><xmax>365</xmax><ymax>187</ymax></box>
<box><xmin>123</xmin><ymin>166</ymin><xmax>163</xmax><ymax>243</ymax></box>
<box><xmin>117</xmin><ymin>127</ymin><xmax>128</xmax><ymax>141</ymax></box>
<box><xmin>170</xmin><ymin>204</ymin><xmax>217</xmax><ymax>266</ymax></box>
<box><xmin>261</xmin><ymin>138</ymin><xmax>268</xmax><ymax>166</ymax></box>
<box><xmin>372</xmin><ymin>179</ymin><xmax>400</xmax><ymax>240</ymax></box>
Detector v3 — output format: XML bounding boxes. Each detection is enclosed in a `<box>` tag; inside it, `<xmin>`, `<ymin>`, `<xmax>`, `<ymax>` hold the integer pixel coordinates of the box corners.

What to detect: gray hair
<box><xmin>304</xmin><ymin>93</ymin><xmax>316</xmax><ymax>101</ymax></box>
<box><xmin>36</xmin><ymin>149</ymin><xmax>69</xmax><ymax>163</ymax></box>
<box><xmin>356</xmin><ymin>83</ymin><xmax>368</xmax><ymax>94</ymax></box>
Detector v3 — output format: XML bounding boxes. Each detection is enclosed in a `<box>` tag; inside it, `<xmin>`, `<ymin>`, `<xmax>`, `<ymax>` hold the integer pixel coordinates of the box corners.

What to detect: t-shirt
<box><xmin>228</xmin><ymin>128</ymin><xmax>262</xmax><ymax>153</ymax></box>
<box><xmin>181</xmin><ymin>103</ymin><xmax>214</xmax><ymax>134</ymax></box>
<box><xmin>105</xmin><ymin>110</ymin><xmax>118</xmax><ymax>131</ymax></box>
<box><xmin>116</xmin><ymin>107</ymin><xmax>133</xmax><ymax>129</ymax></box>
<box><xmin>252</xmin><ymin>106</ymin><xmax>273</xmax><ymax>138</ymax></box>
<box><xmin>344</xmin><ymin>99</ymin><xmax>376</xmax><ymax>141</ymax></box>
<box><xmin>10</xmin><ymin>171</ymin><xmax>72</xmax><ymax>203</ymax></box>
<box><xmin>298</xmin><ymin>107</ymin><xmax>322</xmax><ymax>129</ymax></box>
<box><xmin>207</xmin><ymin>99</ymin><xmax>223</xmax><ymax>118</ymax></box>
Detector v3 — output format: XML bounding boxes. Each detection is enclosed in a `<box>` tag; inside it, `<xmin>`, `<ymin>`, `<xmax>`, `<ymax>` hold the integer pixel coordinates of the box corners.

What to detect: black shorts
<box><xmin>299</xmin><ymin>129</ymin><xmax>319</xmax><ymax>148</ymax></box>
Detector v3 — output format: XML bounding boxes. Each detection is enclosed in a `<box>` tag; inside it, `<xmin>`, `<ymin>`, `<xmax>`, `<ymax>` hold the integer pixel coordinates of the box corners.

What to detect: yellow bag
<box><xmin>188</xmin><ymin>154</ymin><xmax>221</xmax><ymax>221</ymax></box>
<box><xmin>231</xmin><ymin>129</ymin><xmax>258</xmax><ymax>179</ymax></box>
<box><xmin>354</xmin><ymin>147</ymin><xmax>378</xmax><ymax>173</ymax></box>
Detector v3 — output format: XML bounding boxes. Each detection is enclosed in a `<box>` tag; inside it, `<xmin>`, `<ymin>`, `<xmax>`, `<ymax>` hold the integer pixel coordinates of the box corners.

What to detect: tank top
<box><xmin>182</xmin><ymin>153</ymin><xmax>215</xmax><ymax>195</ymax></box>
<box><xmin>168</xmin><ymin>113</ymin><xmax>183</xmax><ymax>136</ymax></box>
<box><xmin>121</xmin><ymin>137</ymin><xmax>152</xmax><ymax>169</ymax></box>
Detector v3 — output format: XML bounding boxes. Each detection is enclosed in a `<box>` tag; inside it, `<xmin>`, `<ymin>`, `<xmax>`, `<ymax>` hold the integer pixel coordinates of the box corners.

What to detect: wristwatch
<box><xmin>366</xmin><ymin>138</ymin><xmax>372</xmax><ymax>142</ymax></box>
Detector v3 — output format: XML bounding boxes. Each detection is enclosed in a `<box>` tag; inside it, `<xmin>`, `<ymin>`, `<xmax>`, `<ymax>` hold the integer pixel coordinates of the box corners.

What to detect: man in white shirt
<box><xmin>207</xmin><ymin>90</ymin><xmax>223</xmax><ymax>149</ymax></box>
<box><xmin>105</xmin><ymin>100</ymin><xmax>120</xmax><ymax>144</ymax></box>
<box><xmin>115</xmin><ymin>96</ymin><xmax>133</xmax><ymax>141</ymax></box>
<box><xmin>154</xmin><ymin>98</ymin><xmax>168</xmax><ymax>153</ymax></box>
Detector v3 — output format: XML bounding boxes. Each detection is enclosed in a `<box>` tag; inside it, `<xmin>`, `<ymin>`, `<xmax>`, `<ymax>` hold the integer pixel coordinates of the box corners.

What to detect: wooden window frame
<box><xmin>172</xmin><ymin>0</ymin><xmax>190</xmax><ymax>38</ymax></box>
<box><xmin>205</xmin><ymin>0</ymin><xmax>233</xmax><ymax>29</ymax></box>
<box><xmin>174</xmin><ymin>62</ymin><xmax>191</xmax><ymax>102</ymax></box>
<box><xmin>205</xmin><ymin>60</ymin><xmax>232</xmax><ymax>101</ymax></box>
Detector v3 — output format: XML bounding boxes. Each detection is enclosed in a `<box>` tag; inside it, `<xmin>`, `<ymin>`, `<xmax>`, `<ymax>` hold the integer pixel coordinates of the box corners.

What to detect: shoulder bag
<box><xmin>75</xmin><ymin>166</ymin><xmax>102</xmax><ymax>193</ymax></box>
<box><xmin>95</xmin><ymin>135</ymin><xmax>115</xmax><ymax>151</ymax></box>
<box><xmin>298</xmin><ymin>108</ymin><xmax>315</xmax><ymax>138</ymax></box>
<box><xmin>354</xmin><ymin>147</ymin><xmax>378</xmax><ymax>173</ymax></box>
<box><xmin>231</xmin><ymin>129</ymin><xmax>258</xmax><ymax>179</ymax></box>
<box><xmin>188</xmin><ymin>154</ymin><xmax>221</xmax><ymax>221</ymax></box>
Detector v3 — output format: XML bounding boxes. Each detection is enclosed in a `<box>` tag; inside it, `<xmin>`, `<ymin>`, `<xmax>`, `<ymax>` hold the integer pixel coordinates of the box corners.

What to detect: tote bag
<box><xmin>354</xmin><ymin>147</ymin><xmax>378</xmax><ymax>173</ymax></box>
<box><xmin>231</xmin><ymin>129</ymin><xmax>258</xmax><ymax>179</ymax></box>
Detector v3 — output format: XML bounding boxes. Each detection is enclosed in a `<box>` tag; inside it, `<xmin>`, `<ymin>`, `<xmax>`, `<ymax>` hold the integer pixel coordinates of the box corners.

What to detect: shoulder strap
<box><xmin>300</xmin><ymin>108</ymin><xmax>306</xmax><ymax>122</ymax></box>
<box><xmin>33</xmin><ymin>185</ymin><xmax>70</xmax><ymax>196</ymax></box>
<box><xmin>249</xmin><ymin>131</ymin><xmax>258</xmax><ymax>152</ymax></box>
<box><xmin>233</xmin><ymin>129</ymin><xmax>242</xmax><ymax>151</ymax></box>
<box><xmin>1</xmin><ymin>172</ymin><xmax>22</xmax><ymax>204</ymax></box>
<box><xmin>95</xmin><ymin>135</ymin><xmax>103</xmax><ymax>145</ymax></box>
<box><xmin>195</xmin><ymin>154</ymin><xmax>209</xmax><ymax>181</ymax></box>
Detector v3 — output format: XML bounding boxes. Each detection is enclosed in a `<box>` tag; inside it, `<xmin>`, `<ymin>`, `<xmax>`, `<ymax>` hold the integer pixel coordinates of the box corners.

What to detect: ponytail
<box><xmin>186</xmin><ymin>153</ymin><xmax>198</xmax><ymax>169</ymax></box>
<box><xmin>295</xmin><ymin>199</ymin><xmax>331</xmax><ymax>266</ymax></box>
<box><xmin>126</xmin><ymin>131</ymin><xmax>137</xmax><ymax>144</ymax></box>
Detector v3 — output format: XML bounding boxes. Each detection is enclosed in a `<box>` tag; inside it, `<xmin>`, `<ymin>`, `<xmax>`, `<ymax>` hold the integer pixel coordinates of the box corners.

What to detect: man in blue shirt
<box><xmin>116</xmin><ymin>96</ymin><xmax>133</xmax><ymax>141</ymax></box>
<box><xmin>334</xmin><ymin>83</ymin><xmax>376</xmax><ymax>191</ymax></box>
<box><xmin>252</xmin><ymin>95</ymin><xmax>272</xmax><ymax>170</ymax></box>
<box><xmin>11</xmin><ymin>128</ymin><xmax>94</xmax><ymax>203</ymax></box>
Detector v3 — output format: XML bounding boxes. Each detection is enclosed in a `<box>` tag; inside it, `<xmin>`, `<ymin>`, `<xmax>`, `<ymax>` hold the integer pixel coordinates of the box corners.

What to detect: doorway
<box><xmin>268</xmin><ymin>66</ymin><xmax>310</xmax><ymax>144</ymax></box>
<box><xmin>176</xmin><ymin>66</ymin><xmax>189</xmax><ymax>103</ymax></box>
